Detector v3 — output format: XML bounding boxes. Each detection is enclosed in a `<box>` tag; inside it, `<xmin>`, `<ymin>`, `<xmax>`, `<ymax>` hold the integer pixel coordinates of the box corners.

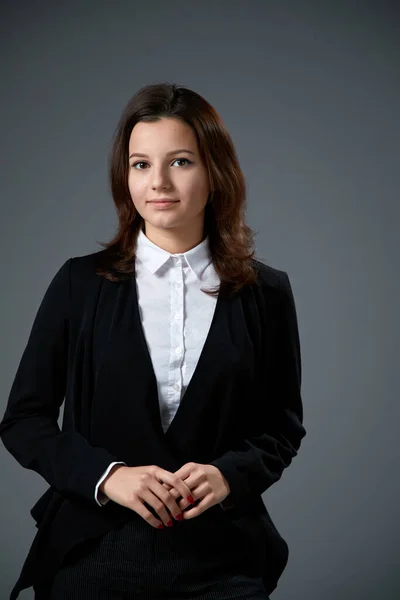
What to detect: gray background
<box><xmin>1</xmin><ymin>1</ymin><xmax>399</xmax><ymax>598</ymax></box>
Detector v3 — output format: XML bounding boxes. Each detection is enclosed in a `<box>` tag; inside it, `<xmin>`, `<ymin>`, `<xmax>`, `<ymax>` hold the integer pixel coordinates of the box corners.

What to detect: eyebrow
<box><xmin>128</xmin><ymin>149</ymin><xmax>196</xmax><ymax>159</ymax></box>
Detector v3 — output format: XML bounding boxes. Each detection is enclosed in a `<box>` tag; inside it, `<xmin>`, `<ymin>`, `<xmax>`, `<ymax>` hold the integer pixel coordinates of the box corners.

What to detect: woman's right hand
<box><xmin>99</xmin><ymin>464</ymin><xmax>194</xmax><ymax>528</ymax></box>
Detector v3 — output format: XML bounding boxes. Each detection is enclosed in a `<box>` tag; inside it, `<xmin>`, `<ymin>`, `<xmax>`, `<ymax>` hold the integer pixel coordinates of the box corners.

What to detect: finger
<box><xmin>169</xmin><ymin>487</ymin><xmax>181</xmax><ymax>500</ymax></box>
<box><xmin>181</xmin><ymin>494</ymin><xmax>212</xmax><ymax>520</ymax></box>
<box><xmin>130</xmin><ymin>496</ymin><xmax>167</xmax><ymax>529</ymax></box>
<box><xmin>151</xmin><ymin>480</ymin><xmax>189</xmax><ymax>522</ymax></box>
<box><xmin>160</xmin><ymin>482</ymin><xmax>181</xmax><ymax>502</ymax></box>
<box><xmin>140</xmin><ymin>487</ymin><xmax>176</xmax><ymax>527</ymax></box>
<box><xmin>179</xmin><ymin>497</ymin><xmax>195</xmax><ymax>511</ymax></box>
<box><xmin>155</xmin><ymin>468</ymin><xmax>194</xmax><ymax>503</ymax></box>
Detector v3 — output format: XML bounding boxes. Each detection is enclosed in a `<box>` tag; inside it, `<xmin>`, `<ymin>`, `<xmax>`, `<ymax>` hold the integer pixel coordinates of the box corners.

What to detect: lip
<box><xmin>148</xmin><ymin>199</ymin><xmax>179</xmax><ymax>208</ymax></box>
<box><xmin>148</xmin><ymin>199</ymin><xmax>179</xmax><ymax>203</ymax></box>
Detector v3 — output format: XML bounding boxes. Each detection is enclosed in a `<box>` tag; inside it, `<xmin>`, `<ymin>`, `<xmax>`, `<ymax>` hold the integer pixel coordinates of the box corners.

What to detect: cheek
<box><xmin>185</xmin><ymin>175</ymin><xmax>209</xmax><ymax>202</ymax></box>
<box><xmin>128</xmin><ymin>176</ymin><xmax>145</xmax><ymax>201</ymax></box>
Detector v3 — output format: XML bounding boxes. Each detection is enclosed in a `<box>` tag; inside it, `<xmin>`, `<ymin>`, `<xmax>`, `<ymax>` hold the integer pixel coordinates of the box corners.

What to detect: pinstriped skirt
<box><xmin>44</xmin><ymin>506</ymin><xmax>269</xmax><ymax>600</ymax></box>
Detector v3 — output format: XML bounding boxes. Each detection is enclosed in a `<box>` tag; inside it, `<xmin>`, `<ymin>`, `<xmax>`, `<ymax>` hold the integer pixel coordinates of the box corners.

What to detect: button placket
<box><xmin>168</xmin><ymin>256</ymin><xmax>185</xmax><ymax>419</ymax></box>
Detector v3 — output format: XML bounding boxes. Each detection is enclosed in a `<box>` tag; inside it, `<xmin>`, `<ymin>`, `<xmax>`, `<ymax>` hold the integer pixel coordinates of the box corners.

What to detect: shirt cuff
<box><xmin>94</xmin><ymin>461</ymin><xmax>127</xmax><ymax>506</ymax></box>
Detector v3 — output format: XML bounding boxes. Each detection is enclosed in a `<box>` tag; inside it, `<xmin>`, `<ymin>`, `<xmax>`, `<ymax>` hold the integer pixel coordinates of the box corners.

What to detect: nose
<box><xmin>150</xmin><ymin>164</ymin><xmax>172</xmax><ymax>191</ymax></box>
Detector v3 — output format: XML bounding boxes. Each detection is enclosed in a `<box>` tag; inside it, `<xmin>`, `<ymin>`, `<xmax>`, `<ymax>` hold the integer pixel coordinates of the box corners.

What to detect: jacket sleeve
<box><xmin>0</xmin><ymin>258</ymin><xmax>122</xmax><ymax>505</ymax></box>
<box><xmin>210</xmin><ymin>270</ymin><xmax>306</xmax><ymax>510</ymax></box>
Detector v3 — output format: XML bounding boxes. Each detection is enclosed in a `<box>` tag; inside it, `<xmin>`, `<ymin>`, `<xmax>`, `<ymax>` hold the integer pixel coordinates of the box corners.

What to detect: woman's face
<box><xmin>127</xmin><ymin>117</ymin><xmax>210</xmax><ymax>240</ymax></box>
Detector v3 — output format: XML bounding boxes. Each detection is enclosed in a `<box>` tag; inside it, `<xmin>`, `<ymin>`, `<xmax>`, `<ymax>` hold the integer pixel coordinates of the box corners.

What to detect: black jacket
<box><xmin>0</xmin><ymin>250</ymin><xmax>306</xmax><ymax>598</ymax></box>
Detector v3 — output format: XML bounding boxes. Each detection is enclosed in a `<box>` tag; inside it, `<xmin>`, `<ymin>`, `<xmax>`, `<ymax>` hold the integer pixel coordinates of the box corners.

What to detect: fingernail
<box><xmin>176</xmin><ymin>513</ymin><xmax>183</xmax><ymax>521</ymax></box>
<box><xmin>188</xmin><ymin>496</ymin><xmax>195</xmax><ymax>504</ymax></box>
<box><xmin>167</xmin><ymin>520</ymin><xmax>173</xmax><ymax>527</ymax></box>
<box><xmin>158</xmin><ymin>524</ymin><xmax>164</xmax><ymax>529</ymax></box>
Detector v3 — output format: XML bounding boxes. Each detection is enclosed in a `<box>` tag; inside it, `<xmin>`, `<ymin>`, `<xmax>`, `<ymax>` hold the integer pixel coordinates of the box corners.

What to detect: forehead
<box><xmin>128</xmin><ymin>118</ymin><xmax>196</xmax><ymax>151</ymax></box>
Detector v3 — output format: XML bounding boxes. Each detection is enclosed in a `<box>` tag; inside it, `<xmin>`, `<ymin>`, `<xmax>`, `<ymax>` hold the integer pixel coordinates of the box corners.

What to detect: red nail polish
<box><xmin>188</xmin><ymin>495</ymin><xmax>195</xmax><ymax>504</ymax></box>
<box><xmin>176</xmin><ymin>513</ymin><xmax>183</xmax><ymax>521</ymax></box>
<box><xmin>167</xmin><ymin>520</ymin><xmax>173</xmax><ymax>527</ymax></box>
<box><xmin>158</xmin><ymin>524</ymin><xmax>164</xmax><ymax>529</ymax></box>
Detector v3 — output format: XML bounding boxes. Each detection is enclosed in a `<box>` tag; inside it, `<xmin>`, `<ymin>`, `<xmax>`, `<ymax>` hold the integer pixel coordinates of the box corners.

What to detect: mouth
<box><xmin>149</xmin><ymin>199</ymin><xmax>179</xmax><ymax>203</ymax></box>
<box><xmin>148</xmin><ymin>200</ymin><xmax>179</xmax><ymax>207</ymax></box>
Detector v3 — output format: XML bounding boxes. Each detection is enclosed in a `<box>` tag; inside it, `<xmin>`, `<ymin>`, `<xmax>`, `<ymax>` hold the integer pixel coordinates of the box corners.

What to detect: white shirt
<box><xmin>95</xmin><ymin>228</ymin><xmax>224</xmax><ymax>507</ymax></box>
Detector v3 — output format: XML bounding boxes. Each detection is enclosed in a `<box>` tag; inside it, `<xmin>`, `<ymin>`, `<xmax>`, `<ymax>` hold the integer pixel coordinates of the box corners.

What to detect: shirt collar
<box><xmin>135</xmin><ymin>228</ymin><xmax>213</xmax><ymax>280</ymax></box>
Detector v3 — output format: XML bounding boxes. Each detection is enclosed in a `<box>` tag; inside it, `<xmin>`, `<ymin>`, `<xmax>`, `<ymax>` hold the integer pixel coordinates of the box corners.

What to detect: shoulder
<box><xmin>250</xmin><ymin>259</ymin><xmax>297</xmax><ymax>318</ymax></box>
<box><xmin>69</xmin><ymin>248</ymin><xmax>108</xmax><ymax>271</ymax></box>
<box><xmin>51</xmin><ymin>249</ymin><xmax>113</xmax><ymax>305</ymax></box>
<box><xmin>67</xmin><ymin>248</ymin><xmax>110</xmax><ymax>284</ymax></box>
<box><xmin>251</xmin><ymin>258</ymin><xmax>289</xmax><ymax>292</ymax></box>
<box><xmin>250</xmin><ymin>260</ymin><xmax>299</xmax><ymax>333</ymax></box>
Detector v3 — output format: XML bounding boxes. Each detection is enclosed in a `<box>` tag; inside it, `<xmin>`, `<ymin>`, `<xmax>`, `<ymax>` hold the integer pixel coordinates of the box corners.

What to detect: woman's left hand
<box><xmin>160</xmin><ymin>462</ymin><xmax>231</xmax><ymax>519</ymax></box>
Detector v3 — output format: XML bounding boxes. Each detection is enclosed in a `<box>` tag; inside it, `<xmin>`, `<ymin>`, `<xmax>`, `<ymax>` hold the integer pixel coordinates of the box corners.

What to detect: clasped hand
<box><xmin>100</xmin><ymin>461</ymin><xmax>232</xmax><ymax>529</ymax></box>
<box><xmin>160</xmin><ymin>462</ymin><xmax>231</xmax><ymax>519</ymax></box>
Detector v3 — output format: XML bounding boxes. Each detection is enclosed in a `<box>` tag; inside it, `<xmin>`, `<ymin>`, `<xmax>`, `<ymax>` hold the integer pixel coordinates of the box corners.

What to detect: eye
<box><xmin>130</xmin><ymin>158</ymin><xmax>193</xmax><ymax>169</ymax></box>
<box><xmin>172</xmin><ymin>158</ymin><xmax>192</xmax><ymax>167</ymax></box>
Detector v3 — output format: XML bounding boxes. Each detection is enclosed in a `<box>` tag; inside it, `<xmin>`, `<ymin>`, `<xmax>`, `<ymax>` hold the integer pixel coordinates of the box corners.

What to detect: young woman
<box><xmin>0</xmin><ymin>82</ymin><xmax>306</xmax><ymax>599</ymax></box>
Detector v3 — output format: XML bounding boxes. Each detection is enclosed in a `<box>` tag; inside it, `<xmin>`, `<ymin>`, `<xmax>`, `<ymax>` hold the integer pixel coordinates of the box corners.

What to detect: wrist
<box><xmin>100</xmin><ymin>464</ymin><xmax>126</xmax><ymax>495</ymax></box>
<box><xmin>212</xmin><ymin>465</ymin><xmax>231</xmax><ymax>496</ymax></box>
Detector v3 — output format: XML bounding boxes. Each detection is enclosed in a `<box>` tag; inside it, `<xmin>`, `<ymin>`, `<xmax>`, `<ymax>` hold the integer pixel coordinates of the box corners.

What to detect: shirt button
<box><xmin>174</xmin><ymin>314</ymin><xmax>180</xmax><ymax>320</ymax></box>
<box><xmin>173</xmin><ymin>383</ymin><xmax>180</xmax><ymax>391</ymax></box>
<box><xmin>176</xmin><ymin>347</ymin><xmax>182</xmax><ymax>355</ymax></box>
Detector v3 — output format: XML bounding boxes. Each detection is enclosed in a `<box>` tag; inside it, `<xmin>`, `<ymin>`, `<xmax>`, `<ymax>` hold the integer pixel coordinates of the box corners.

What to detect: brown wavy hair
<box><xmin>95</xmin><ymin>81</ymin><xmax>262</xmax><ymax>298</ymax></box>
